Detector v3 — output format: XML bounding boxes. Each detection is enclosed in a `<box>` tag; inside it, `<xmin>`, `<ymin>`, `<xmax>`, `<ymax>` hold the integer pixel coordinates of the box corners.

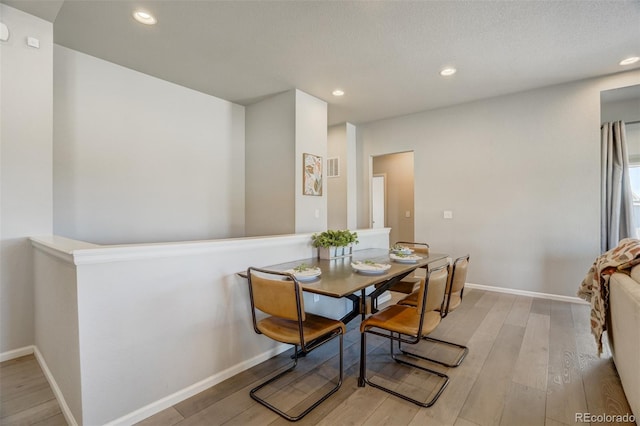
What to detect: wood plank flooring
<box><xmin>0</xmin><ymin>355</ymin><xmax>66</xmax><ymax>425</ymax></box>
<box><xmin>1</xmin><ymin>289</ymin><xmax>635</xmax><ymax>426</ymax></box>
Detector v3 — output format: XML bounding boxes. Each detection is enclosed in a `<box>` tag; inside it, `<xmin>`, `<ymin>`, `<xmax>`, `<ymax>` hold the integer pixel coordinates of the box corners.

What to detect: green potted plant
<box><xmin>311</xmin><ymin>229</ymin><xmax>359</xmax><ymax>259</ymax></box>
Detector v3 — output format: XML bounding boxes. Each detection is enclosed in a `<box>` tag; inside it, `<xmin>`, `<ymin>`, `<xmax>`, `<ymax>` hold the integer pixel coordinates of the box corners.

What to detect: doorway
<box><xmin>371</xmin><ymin>151</ymin><xmax>415</xmax><ymax>244</ymax></box>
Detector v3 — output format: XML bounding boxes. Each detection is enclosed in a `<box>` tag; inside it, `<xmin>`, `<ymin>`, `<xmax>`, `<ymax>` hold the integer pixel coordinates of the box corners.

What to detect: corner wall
<box><xmin>358</xmin><ymin>70</ymin><xmax>640</xmax><ymax>297</ymax></box>
<box><xmin>245</xmin><ymin>89</ymin><xmax>328</xmax><ymax>236</ymax></box>
<box><xmin>294</xmin><ymin>90</ymin><xmax>328</xmax><ymax>233</ymax></box>
<box><xmin>0</xmin><ymin>4</ymin><xmax>53</xmax><ymax>354</ymax></box>
<box><xmin>245</xmin><ymin>91</ymin><xmax>296</xmax><ymax>236</ymax></box>
<box><xmin>328</xmin><ymin>122</ymin><xmax>357</xmax><ymax>230</ymax></box>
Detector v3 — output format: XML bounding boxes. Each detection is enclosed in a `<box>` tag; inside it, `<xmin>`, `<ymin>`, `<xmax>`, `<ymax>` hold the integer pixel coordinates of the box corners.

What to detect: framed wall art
<box><xmin>303</xmin><ymin>153</ymin><xmax>323</xmax><ymax>196</ymax></box>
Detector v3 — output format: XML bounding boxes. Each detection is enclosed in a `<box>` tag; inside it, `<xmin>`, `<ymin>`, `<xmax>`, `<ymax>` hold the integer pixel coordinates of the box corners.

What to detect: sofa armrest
<box><xmin>609</xmin><ymin>272</ymin><xmax>640</xmax><ymax>419</ymax></box>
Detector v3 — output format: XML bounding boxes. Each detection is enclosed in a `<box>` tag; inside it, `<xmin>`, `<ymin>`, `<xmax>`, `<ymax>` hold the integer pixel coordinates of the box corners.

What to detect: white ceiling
<box><xmin>4</xmin><ymin>0</ymin><xmax>640</xmax><ymax>125</ymax></box>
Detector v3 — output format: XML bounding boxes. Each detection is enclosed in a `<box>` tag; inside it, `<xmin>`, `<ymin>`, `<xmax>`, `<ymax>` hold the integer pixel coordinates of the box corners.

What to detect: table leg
<box><xmin>358</xmin><ymin>288</ymin><xmax>367</xmax><ymax>387</ymax></box>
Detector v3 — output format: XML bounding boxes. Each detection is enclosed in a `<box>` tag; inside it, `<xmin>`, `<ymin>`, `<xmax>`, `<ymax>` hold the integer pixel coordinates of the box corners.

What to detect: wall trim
<box><xmin>105</xmin><ymin>343</ymin><xmax>290</xmax><ymax>426</ymax></box>
<box><xmin>33</xmin><ymin>347</ymin><xmax>79</xmax><ymax>426</ymax></box>
<box><xmin>466</xmin><ymin>282</ymin><xmax>588</xmax><ymax>304</ymax></box>
<box><xmin>0</xmin><ymin>345</ymin><xmax>34</xmax><ymax>362</ymax></box>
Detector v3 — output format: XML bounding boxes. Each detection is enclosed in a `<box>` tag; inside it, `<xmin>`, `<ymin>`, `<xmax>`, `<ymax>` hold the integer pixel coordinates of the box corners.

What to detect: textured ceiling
<box><xmin>4</xmin><ymin>0</ymin><xmax>640</xmax><ymax>125</ymax></box>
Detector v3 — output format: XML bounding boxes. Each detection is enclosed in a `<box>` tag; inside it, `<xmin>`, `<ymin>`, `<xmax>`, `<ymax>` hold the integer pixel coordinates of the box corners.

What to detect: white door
<box><xmin>372</xmin><ymin>175</ymin><xmax>385</xmax><ymax>228</ymax></box>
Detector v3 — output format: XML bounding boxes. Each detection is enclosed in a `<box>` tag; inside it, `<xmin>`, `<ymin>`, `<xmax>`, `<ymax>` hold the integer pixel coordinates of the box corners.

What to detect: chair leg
<box><xmin>250</xmin><ymin>333</ymin><xmax>344</xmax><ymax>421</ymax></box>
<box><xmin>400</xmin><ymin>336</ymin><xmax>469</xmax><ymax>368</ymax></box>
<box><xmin>360</xmin><ymin>332</ymin><xmax>449</xmax><ymax>408</ymax></box>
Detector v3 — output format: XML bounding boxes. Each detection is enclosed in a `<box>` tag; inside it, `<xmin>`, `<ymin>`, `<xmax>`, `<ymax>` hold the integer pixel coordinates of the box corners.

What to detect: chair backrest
<box><xmin>247</xmin><ymin>267</ymin><xmax>305</xmax><ymax>322</ymax></box>
<box><xmin>448</xmin><ymin>255</ymin><xmax>470</xmax><ymax>295</ymax></box>
<box><xmin>394</xmin><ymin>241</ymin><xmax>429</xmax><ymax>255</ymax></box>
<box><xmin>416</xmin><ymin>264</ymin><xmax>449</xmax><ymax>315</ymax></box>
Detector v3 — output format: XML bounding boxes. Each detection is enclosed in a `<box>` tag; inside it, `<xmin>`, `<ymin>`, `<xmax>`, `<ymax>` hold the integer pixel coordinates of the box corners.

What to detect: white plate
<box><xmin>390</xmin><ymin>253</ymin><xmax>423</xmax><ymax>263</ymax></box>
<box><xmin>284</xmin><ymin>267</ymin><xmax>321</xmax><ymax>281</ymax></box>
<box><xmin>390</xmin><ymin>247</ymin><xmax>414</xmax><ymax>255</ymax></box>
<box><xmin>351</xmin><ymin>261</ymin><xmax>391</xmax><ymax>275</ymax></box>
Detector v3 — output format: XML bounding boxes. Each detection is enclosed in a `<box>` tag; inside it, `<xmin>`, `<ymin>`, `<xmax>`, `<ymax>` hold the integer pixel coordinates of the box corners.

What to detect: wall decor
<box><xmin>303</xmin><ymin>153</ymin><xmax>323</xmax><ymax>196</ymax></box>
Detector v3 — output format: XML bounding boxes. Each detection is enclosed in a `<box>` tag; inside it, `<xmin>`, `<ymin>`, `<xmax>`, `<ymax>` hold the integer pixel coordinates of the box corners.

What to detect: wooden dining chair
<box><xmin>247</xmin><ymin>267</ymin><xmax>346</xmax><ymax>421</ymax></box>
<box><xmin>398</xmin><ymin>255</ymin><xmax>471</xmax><ymax>367</ymax></box>
<box><xmin>371</xmin><ymin>242</ymin><xmax>429</xmax><ymax>312</ymax></box>
<box><xmin>359</xmin><ymin>264</ymin><xmax>450</xmax><ymax>407</ymax></box>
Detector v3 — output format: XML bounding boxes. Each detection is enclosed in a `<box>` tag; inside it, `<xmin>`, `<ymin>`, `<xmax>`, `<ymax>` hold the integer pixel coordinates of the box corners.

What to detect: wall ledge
<box><xmin>30</xmin><ymin>228</ymin><xmax>391</xmax><ymax>265</ymax></box>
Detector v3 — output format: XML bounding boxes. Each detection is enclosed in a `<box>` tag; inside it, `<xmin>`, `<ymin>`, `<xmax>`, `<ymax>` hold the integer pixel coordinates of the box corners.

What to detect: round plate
<box><xmin>390</xmin><ymin>253</ymin><xmax>423</xmax><ymax>263</ymax></box>
<box><xmin>284</xmin><ymin>268</ymin><xmax>321</xmax><ymax>281</ymax></box>
<box><xmin>351</xmin><ymin>261</ymin><xmax>391</xmax><ymax>275</ymax></box>
<box><xmin>390</xmin><ymin>248</ymin><xmax>414</xmax><ymax>255</ymax></box>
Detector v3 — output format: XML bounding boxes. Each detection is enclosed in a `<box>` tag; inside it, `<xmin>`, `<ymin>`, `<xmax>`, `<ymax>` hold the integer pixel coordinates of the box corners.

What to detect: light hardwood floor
<box><xmin>1</xmin><ymin>289</ymin><xmax>635</xmax><ymax>426</ymax></box>
<box><xmin>0</xmin><ymin>355</ymin><xmax>67</xmax><ymax>425</ymax></box>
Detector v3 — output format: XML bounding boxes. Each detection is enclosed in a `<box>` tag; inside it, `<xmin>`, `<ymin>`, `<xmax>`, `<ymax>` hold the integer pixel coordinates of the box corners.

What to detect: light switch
<box><xmin>405</xmin><ymin>210</ymin><xmax>411</xmax><ymax>218</ymax></box>
<box><xmin>314</xmin><ymin>209</ymin><xmax>320</xmax><ymax>219</ymax></box>
<box><xmin>443</xmin><ymin>210</ymin><xmax>453</xmax><ymax>219</ymax></box>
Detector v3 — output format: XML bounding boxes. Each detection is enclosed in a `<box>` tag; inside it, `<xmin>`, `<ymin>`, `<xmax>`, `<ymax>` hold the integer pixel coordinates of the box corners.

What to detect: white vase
<box><xmin>318</xmin><ymin>245</ymin><xmax>353</xmax><ymax>260</ymax></box>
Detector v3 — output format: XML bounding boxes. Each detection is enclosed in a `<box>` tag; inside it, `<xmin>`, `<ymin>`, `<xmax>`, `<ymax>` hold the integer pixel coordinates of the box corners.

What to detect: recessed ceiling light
<box><xmin>619</xmin><ymin>56</ymin><xmax>640</xmax><ymax>66</ymax></box>
<box><xmin>133</xmin><ymin>10</ymin><xmax>157</xmax><ymax>25</ymax></box>
<box><xmin>440</xmin><ymin>67</ymin><xmax>457</xmax><ymax>77</ymax></box>
<box><xmin>332</xmin><ymin>89</ymin><xmax>345</xmax><ymax>97</ymax></box>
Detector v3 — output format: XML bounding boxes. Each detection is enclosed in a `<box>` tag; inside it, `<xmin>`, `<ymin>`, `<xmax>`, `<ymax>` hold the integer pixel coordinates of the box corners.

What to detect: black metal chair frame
<box><xmin>247</xmin><ymin>267</ymin><xmax>344</xmax><ymax>422</ymax></box>
<box><xmin>371</xmin><ymin>241</ymin><xmax>431</xmax><ymax>313</ymax></box>
<box><xmin>400</xmin><ymin>255</ymin><xmax>471</xmax><ymax>368</ymax></box>
<box><xmin>359</xmin><ymin>265</ymin><xmax>450</xmax><ymax>407</ymax></box>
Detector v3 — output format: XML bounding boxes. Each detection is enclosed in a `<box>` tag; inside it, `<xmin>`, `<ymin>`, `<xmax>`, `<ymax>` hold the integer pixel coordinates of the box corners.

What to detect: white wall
<box><xmin>0</xmin><ymin>5</ymin><xmax>53</xmax><ymax>354</ymax></box>
<box><xmin>245</xmin><ymin>91</ymin><xmax>296</xmax><ymax>236</ymax></box>
<box><xmin>328</xmin><ymin>122</ymin><xmax>357</xmax><ymax>230</ymax></box>
<box><xmin>601</xmin><ymin>89</ymin><xmax>640</xmax><ymax>158</ymax></box>
<box><xmin>294</xmin><ymin>90</ymin><xmax>328</xmax><ymax>233</ymax></box>
<box><xmin>53</xmin><ymin>45</ymin><xmax>245</xmax><ymax>245</ymax></box>
<box><xmin>358</xmin><ymin>70</ymin><xmax>640</xmax><ymax>297</ymax></box>
<box><xmin>601</xmin><ymin>89</ymin><xmax>640</xmax><ymax>123</ymax></box>
<box><xmin>34</xmin><ymin>247</ymin><xmax>82</xmax><ymax>424</ymax></box>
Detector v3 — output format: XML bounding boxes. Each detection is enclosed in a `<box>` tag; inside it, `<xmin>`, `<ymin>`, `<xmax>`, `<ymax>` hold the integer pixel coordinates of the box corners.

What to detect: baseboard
<box><xmin>0</xmin><ymin>345</ymin><xmax>34</xmax><ymax>362</ymax></box>
<box><xmin>33</xmin><ymin>347</ymin><xmax>79</xmax><ymax>426</ymax></box>
<box><xmin>465</xmin><ymin>282</ymin><xmax>588</xmax><ymax>304</ymax></box>
<box><xmin>105</xmin><ymin>343</ymin><xmax>290</xmax><ymax>426</ymax></box>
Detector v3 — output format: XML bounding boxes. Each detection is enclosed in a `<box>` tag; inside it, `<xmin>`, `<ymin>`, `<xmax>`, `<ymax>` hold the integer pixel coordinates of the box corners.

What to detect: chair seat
<box><xmin>375</xmin><ymin>277</ymin><xmax>421</xmax><ymax>294</ymax></box>
<box><xmin>258</xmin><ymin>313</ymin><xmax>345</xmax><ymax>345</ymax></box>
<box><xmin>360</xmin><ymin>305</ymin><xmax>441</xmax><ymax>337</ymax></box>
<box><xmin>398</xmin><ymin>290</ymin><xmax>418</xmax><ymax>306</ymax></box>
<box><xmin>399</xmin><ymin>291</ymin><xmax>462</xmax><ymax>312</ymax></box>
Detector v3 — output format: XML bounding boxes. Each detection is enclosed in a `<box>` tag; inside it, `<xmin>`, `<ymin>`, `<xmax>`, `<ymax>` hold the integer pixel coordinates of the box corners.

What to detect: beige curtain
<box><xmin>601</xmin><ymin>121</ymin><xmax>636</xmax><ymax>252</ymax></box>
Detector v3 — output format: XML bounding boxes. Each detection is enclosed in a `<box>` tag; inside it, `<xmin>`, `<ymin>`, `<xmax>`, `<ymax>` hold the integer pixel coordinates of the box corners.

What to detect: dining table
<box><xmin>241</xmin><ymin>247</ymin><xmax>449</xmax><ymax>386</ymax></box>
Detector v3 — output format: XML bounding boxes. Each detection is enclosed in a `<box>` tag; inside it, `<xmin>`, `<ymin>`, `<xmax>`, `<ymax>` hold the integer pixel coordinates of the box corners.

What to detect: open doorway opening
<box><xmin>371</xmin><ymin>151</ymin><xmax>415</xmax><ymax>244</ymax></box>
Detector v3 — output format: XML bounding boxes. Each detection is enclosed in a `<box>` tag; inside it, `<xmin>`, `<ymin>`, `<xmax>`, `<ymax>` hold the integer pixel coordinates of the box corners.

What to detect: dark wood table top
<box><xmin>245</xmin><ymin>248</ymin><xmax>449</xmax><ymax>298</ymax></box>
